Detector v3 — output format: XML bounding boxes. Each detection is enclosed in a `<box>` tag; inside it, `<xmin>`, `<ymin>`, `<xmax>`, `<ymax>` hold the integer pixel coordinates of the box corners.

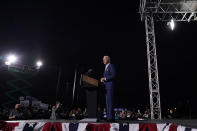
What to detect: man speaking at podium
<box><xmin>100</xmin><ymin>56</ymin><xmax>116</xmax><ymax>122</ymax></box>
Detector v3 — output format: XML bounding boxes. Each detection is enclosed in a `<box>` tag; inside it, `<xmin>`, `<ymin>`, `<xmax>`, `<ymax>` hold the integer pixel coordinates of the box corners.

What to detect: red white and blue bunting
<box><xmin>0</xmin><ymin>121</ymin><xmax>196</xmax><ymax>131</ymax></box>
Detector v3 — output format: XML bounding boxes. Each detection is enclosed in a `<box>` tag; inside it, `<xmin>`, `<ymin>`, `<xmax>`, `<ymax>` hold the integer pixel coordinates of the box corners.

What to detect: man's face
<box><xmin>103</xmin><ymin>56</ymin><xmax>109</xmax><ymax>65</ymax></box>
<box><xmin>15</xmin><ymin>104</ymin><xmax>20</xmax><ymax>109</ymax></box>
<box><xmin>56</xmin><ymin>102</ymin><xmax>60</xmax><ymax>107</ymax></box>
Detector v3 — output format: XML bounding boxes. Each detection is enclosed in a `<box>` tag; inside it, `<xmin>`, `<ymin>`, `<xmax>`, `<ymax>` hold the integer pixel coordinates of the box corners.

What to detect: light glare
<box><xmin>170</xmin><ymin>19</ymin><xmax>175</xmax><ymax>30</ymax></box>
<box><xmin>5</xmin><ymin>61</ymin><xmax>11</xmax><ymax>65</ymax></box>
<box><xmin>36</xmin><ymin>61</ymin><xmax>43</xmax><ymax>67</ymax></box>
<box><xmin>167</xmin><ymin>19</ymin><xmax>175</xmax><ymax>31</ymax></box>
<box><xmin>5</xmin><ymin>54</ymin><xmax>17</xmax><ymax>65</ymax></box>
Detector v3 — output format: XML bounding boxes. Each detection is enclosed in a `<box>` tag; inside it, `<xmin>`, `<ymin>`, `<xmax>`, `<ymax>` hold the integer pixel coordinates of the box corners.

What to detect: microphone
<box><xmin>88</xmin><ymin>69</ymin><xmax>93</xmax><ymax>73</ymax></box>
<box><xmin>86</xmin><ymin>69</ymin><xmax>93</xmax><ymax>75</ymax></box>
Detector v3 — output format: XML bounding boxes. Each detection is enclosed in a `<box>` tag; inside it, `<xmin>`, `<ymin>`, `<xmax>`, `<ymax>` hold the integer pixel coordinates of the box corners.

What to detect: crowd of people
<box><xmin>0</xmin><ymin>103</ymin><xmax>51</xmax><ymax>120</ymax></box>
<box><xmin>0</xmin><ymin>95</ymin><xmax>178</xmax><ymax>121</ymax></box>
<box><xmin>113</xmin><ymin>108</ymin><xmax>151</xmax><ymax>120</ymax></box>
<box><xmin>0</xmin><ymin>101</ymin><xmax>153</xmax><ymax>121</ymax></box>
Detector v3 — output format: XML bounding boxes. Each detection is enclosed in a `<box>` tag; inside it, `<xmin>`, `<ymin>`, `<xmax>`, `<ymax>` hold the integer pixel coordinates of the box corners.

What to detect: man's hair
<box><xmin>56</xmin><ymin>101</ymin><xmax>60</xmax><ymax>104</ymax></box>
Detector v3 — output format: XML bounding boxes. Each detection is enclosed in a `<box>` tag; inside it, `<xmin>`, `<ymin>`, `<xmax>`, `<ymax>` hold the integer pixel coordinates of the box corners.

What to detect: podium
<box><xmin>82</xmin><ymin>75</ymin><xmax>98</xmax><ymax>118</ymax></box>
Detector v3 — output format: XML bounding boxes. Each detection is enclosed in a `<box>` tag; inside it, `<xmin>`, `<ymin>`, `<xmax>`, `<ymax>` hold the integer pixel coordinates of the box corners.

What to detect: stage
<box><xmin>2</xmin><ymin>119</ymin><xmax>197</xmax><ymax>130</ymax></box>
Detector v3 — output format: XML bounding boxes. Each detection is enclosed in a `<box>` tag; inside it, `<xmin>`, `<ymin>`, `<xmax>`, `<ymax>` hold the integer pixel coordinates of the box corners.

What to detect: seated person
<box><xmin>9</xmin><ymin>104</ymin><xmax>24</xmax><ymax>120</ymax></box>
<box><xmin>96</xmin><ymin>107</ymin><xmax>102</xmax><ymax>121</ymax></box>
<box><xmin>167</xmin><ymin>109</ymin><xmax>175</xmax><ymax>119</ymax></box>
<box><xmin>82</xmin><ymin>108</ymin><xmax>88</xmax><ymax>118</ymax></box>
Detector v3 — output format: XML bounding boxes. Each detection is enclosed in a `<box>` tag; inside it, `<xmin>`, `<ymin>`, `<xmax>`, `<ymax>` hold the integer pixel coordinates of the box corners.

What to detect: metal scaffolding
<box><xmin>139</xmin><ymin>0</ymin><xmax>197</xmax><ymax>119</ymax></box>
<box><xmin>0</xmin><ymin>62</ymin><xmax>40</xmax><ymax>73</ymax></box>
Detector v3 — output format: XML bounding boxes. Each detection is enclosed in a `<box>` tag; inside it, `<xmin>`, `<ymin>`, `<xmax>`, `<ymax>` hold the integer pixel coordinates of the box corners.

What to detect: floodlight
<box><xmin>36</xmin><ymin>61</ymin><xmax>43</xmax><ymax>67</ymax></box>
<box><xmin>5</xmin><ymin>54</ymin><xmax>17</xmax><ymax>65</ymax></box>
<box><xmin>167</xmin><ymin>19</ymin><xmax>175</xmax><ymax>31</ymax></box>
<box><xmin>5</xmin><ymin>61</ymin><xmax>11</xmax><ymax>65</ymax></box>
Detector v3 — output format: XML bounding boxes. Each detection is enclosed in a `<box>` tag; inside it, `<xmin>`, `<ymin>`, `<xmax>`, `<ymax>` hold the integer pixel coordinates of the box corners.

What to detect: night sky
<box><xmin>0</xmin><ymin>0</ymin><xmax>197</xmax><ymax>116</ymax></box>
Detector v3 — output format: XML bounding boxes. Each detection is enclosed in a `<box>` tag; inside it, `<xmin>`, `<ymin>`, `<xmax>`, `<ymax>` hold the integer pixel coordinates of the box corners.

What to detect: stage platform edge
<box><xmin>5</xmin><ymin>119</ymin><xmax>197</xmax><ymax>128</ymax></box>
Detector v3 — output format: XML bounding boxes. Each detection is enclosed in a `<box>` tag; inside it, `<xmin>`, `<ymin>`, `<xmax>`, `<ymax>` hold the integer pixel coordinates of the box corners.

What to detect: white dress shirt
<box><xmin>105</xmin><ymin>63</ymin><xmax>110</xmax><ymax>71</ymax></box>
<box><xmin>104</xmin><ymin>63</ymin><xmax>110</xmax><ymax>81</ymax></box>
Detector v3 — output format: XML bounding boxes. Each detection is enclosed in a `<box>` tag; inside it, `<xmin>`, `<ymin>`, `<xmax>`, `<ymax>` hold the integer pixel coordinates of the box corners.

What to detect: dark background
<box><xmin>0</xmin><ymin>0</ymin><xmax>197</xmax><ymax>117</ymax></box>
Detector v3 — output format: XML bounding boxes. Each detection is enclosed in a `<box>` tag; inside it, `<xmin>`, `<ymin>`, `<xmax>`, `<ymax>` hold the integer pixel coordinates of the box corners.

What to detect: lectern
<box><xmin>82</xmin><ymin>74</ymin><xmax>98</xmax><ymax>118</ymax></box>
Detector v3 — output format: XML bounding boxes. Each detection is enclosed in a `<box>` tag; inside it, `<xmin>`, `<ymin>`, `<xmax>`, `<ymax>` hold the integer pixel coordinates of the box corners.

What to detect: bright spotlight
<box><xmin>167</xmin><ymin>19</ymin><xmax>175</xmax><ymax>31</ymax></box>
<box><xmin>170</xmin><ymin>19</ymin><xmax>175</xmax><ymax>30</ymax></box>
<box><xmin>5</xmin><ymin>54</ymin><xmax>17</xmax><ymax>65</ymax></box>
<box><xmin>5</xmin><ymin>61</ymin><xmax>11</xmax><ymax>65</ymax></box>
<box><xmin>7</xmin><ymin>54</ymin><xmax>17</xmax><ymax>63</ymax></box>
<box><xmin>36</xmin><ymin>61</ymin><xmax>43</xmax><ymax>67</ymax></box>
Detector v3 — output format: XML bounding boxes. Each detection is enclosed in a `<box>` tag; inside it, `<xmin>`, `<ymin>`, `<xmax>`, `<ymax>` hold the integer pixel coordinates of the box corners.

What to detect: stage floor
<box><xmin>6</xmin><ymin>119</ymin><xmax>197</xmax><ymax>128</ymax></box>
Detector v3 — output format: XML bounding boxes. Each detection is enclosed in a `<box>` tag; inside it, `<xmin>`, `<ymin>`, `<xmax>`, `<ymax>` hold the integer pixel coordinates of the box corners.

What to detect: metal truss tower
<box><xmin>139</xmin><ymin>0</ymin><xmax>197</xmax><ymax>119</ymax></box>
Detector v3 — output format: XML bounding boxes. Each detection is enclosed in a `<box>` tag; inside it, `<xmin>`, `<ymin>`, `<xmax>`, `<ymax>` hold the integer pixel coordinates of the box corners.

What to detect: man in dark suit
<box><xmin>100</xmin><ymin>56</ymin><xmax>116</xmax><ymax>121</ymax></box>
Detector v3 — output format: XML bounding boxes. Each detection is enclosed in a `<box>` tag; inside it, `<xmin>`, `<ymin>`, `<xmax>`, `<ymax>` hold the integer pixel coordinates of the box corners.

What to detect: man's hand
<box><xmin>100</xmin><ymin>77</ymin><xmax>106</xmax><ymax>83</ymax></box>
<box><xmin>9</xmin><ymin>115</ymin><xmax>16</xmax><ymax>120</ymax></box>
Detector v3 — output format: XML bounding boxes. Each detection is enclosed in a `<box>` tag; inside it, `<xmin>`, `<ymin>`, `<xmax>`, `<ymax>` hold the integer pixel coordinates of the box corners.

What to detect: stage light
<box><xmin>5</xmin><ymin>54</ymin><xmax>17</xmax><ymax>65</ymax></box>
<box><xmin>36</xmin><ymin>61</ymin><xmax>43</xmax><ymax>67</ymax></box>
<box><xmin>5</xmin><ymin>61</ymin><xmax>11</xmax><ymax>65</ymax></box>
<box><xmin>167</xmin><ymin>19</ymin><xmax>175</xmax><ymax>31</ymax></box>
<box><xmin>170</xmin><ymin>19</ymin><xmax>175</xmax><ymax>30</ymax></box>
<box><xmin>7</xmin><ymin>54</ymin><xmax>17</xmax><ymax>63</ymax></box>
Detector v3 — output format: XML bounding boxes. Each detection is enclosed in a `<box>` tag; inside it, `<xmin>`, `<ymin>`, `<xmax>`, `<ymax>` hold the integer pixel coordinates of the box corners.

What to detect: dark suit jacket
<box><xmin>55</xmin><ymin>106</ymin><xmax>64</xmax><ymax>119</ymax></box>
<box><xmin>104</xmin><ymin>63</ymin><xmax>116</xmax><ymax>89</ymax></box>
